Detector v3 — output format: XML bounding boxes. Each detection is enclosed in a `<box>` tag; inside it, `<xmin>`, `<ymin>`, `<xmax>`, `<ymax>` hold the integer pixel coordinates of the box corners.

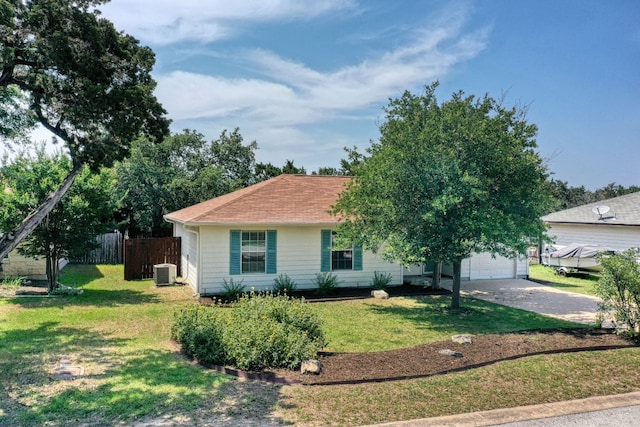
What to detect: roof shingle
<box><xmin>542</xmin><ymin>191</ymin><xmax>640</xmax><ymax>226</ymax></box>
<box><xmin>165</xmin><ymin>174</ymin><xmax>351</xmax><ymax>225</ymax></box>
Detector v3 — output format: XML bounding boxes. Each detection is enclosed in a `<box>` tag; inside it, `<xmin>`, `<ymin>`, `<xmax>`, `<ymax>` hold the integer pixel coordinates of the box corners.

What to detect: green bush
<box><xmin>370</xmin><ymin>271</ymin><xmax>392</xmax><ymax>290</ymax></box>
<box><xmin>272</xmin><ymin>273</ymin><xmax>298</xmax><ymax>294</ymax></box>
<box><xmin>314</xmin><ymin>272</ymin><xmax>341</xmax><ymax>295</ymax></box>
<box><xmin>171</xmin><ymin>292</ymin><xmax>326</xmax><ymax>371</ymax></box>
<box><xmin>222</xmin><ymin>278</ymin><xmax>245</xmax><ymax>301</ymax></box>
<box><xmin>595</xmin><ymin>249</ymin><xmax>640</xmax><ymax>334</ymax></box>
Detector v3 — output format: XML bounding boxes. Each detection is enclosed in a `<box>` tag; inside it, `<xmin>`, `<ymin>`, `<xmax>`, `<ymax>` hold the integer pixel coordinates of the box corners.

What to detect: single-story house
<box><xmin>164</xmin><ymin>174</ymin><xmax>529</xmax><ymax>295</ymax></box>
<box><xmin>542</xmin><ymin>191</ymin><xmax>640</xmax><ymax>252</ymax></box>
<box><xmin>0</xmin><ymin>246</ymin><xmax>67</xmax><ymax>280</ymax></box>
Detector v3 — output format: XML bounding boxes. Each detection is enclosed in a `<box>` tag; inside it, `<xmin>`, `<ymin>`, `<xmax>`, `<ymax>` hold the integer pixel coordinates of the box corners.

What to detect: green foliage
<box><xmin>595</xmin><ymin>249</ymin><xmax>640</xmax><ymax>333</ymax></box>
<box><xmin>314</xmin><ymin>272</ymin><xmax>341</xmax><ymax>295</ymax></box>
<box><xmin>222</xmin><ymin>278</ymin><xmax>245</xmax><ymax>302</ymax></box>
<box><xmin>115</xmin><ymin>129</ymin><xmax>259</xmax><ymax>235</ymax></box>
<box><xmin>370</xmin><ymin>271</ymin><xmax>392</xmax><ymax>290</ymax></box>
<box><xmin>0</xmin><ymin>146</ymin><xmax>119</xmax><ymax>289</ymax></box>
<box><xmin>332</xmin><ymin>82</ymin><xmax>554</xmax><ymax>308</ymax></box>
<box><xmin>171</xmin><ymin>292</ymin><xmax>326</xmax><ymax>371</ymax></box>
<box><xmin>272</xmin><ymin>273</ymin><xmax>298</xmax><ymax>294</ymax></box>
<box><xmin>0</xmin><ymin>0</ymin><xmax>170</xmax><ymax>168</ymax></box>
<box><xmin>0</xmin><ymin>276</ymin><xmax>23</xmax><ymax>292</ymax></box>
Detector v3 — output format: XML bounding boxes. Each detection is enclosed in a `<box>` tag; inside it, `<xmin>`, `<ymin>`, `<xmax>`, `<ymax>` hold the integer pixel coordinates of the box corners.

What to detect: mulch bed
<box><xmin>261</xmin><ymin>329</ymin><xmax>638</xmax><ymax>385</ymax></box>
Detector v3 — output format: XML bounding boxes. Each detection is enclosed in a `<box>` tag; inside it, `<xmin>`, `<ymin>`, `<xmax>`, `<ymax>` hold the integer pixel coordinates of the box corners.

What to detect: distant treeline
<box><xmin>547</xmin><ymin>180</ymin><xmax>640</xmax><ymax>212</ymax></box>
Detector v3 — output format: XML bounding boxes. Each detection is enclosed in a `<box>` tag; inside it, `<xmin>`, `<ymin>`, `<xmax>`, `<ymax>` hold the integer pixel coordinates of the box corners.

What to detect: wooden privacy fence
<box><xmin>72</xmin><ymin>232</ymin><xmax>124</xmax><ymax>264</ymax></box>
<box><xmin>124</xmin><ymin>237</ymin><xmax>181</xmax><ymax>281</ymax></box>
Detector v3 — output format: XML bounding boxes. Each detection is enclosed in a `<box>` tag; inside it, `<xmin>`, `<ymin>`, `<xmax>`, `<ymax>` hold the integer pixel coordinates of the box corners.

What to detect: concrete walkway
<box><xmin>440</xmin><ymin>278</ymin><xmax>603</xmax><ymax>325</ymax></box>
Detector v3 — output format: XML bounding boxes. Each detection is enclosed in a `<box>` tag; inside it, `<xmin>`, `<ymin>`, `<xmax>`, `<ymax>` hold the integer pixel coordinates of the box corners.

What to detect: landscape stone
<box><xmin>452</xmin><ymin>334</ymin><xmax>473</xmax><ymax>344</ymax></box>
<box><xmin>438</xmin><ymin>349</ymin><xmax>464</xmax><ymax>358</ymax></box>
<box><xmin>371</xmin><ymin>290</ymin><xmax>389</xmax><ymax>299</ymax></box>
<box><xmin>300</xmin><ymin>359</ymin><xmax>322</xmax><ymax>375</ymax></box>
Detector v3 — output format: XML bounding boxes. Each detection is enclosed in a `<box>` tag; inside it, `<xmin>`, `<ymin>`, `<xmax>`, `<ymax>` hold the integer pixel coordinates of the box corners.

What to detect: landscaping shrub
<box><xmin>595</xmin><ymin>249</ymin><xmax>640</xmax><ymax>334</ymax></box>
<box><xmin>272</xmin><ymin>273</ymin><xmax>298</xmax><ymax>294</ymax></box>
<box><xmin>314</xmin><ymin>272</ymin><xmax>341</xmax><ymax>295</ymax></box>
<box><xmin>171</xmin><ymin>292</ymin><xmax>326</xmax><ymax>371</ymax></box>
<box><xmin>370</xmin><ymin>271</ymin><xmax>392</xmax><ymax>290</ymax></box>
<box><xmin>222</xmin><ymin>278</ymin><xmax>245</xmax><ymax>301</ymax></box>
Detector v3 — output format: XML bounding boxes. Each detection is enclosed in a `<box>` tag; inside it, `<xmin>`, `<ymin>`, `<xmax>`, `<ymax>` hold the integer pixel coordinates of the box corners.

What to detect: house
<box><xmin>164</xmin><ymin>174</ymin><xmax>529</xmax><ymax>295</ymax></box>
<box><xmin>1</xmin><ymin>247</ymin><xmax>47</xmax><ymax>280</ymax></box>
<box><xmin>542</xmin><ymin>191</ymin><xmax>640</xmax><ymax>252</ymax></box>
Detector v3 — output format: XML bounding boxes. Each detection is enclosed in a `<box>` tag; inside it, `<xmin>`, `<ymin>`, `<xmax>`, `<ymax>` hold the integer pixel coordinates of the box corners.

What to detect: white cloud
<box><xmin>99</xmin><ymin>0</ymin><xmax>357</xmax><ymax>44</ymax></box>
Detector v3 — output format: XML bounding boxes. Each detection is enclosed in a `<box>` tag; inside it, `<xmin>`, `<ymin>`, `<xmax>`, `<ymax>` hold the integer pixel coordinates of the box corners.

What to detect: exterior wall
<box><xmin>0</xmin><ymin>248</ymin><xmax>47</xmax><ymax>279</ymax></box>
<box><xmin>439</xmin><ymin>252</ymin><xmax>528</xmax><ymax>280</ymax></box>
<box><xmin>174</xmin><ymin>223</ymin><xmax>199</xmax><ymax>293</ymax></box>
<box><xmin>546</xmin><ymin>223</ymin><xmax>640</xmax><ymax>252</ymax></box>
<box><xmin>196</xmin><ymin>225</ymin><xmax>402</xmax><ymax>295</ymax></box>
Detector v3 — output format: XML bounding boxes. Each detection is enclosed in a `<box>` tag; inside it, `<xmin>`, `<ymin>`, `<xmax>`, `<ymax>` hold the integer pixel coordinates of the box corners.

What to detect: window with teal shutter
<box><xmin>266</xmin><ymin>230</ymin><xmax>277</xmax><ymax>274</ymax></box>
<box><xmin>321</xmin><ymin>230</ymin><xmax>362</xmax><ymax>271</ymax></box>
<box><xmin>229</xmin><ymin>230</ymin><xmax>241</xmax><ymax>275</ymax></box>
<box><xmin>321</xmin><ymin>230</ymin><xmax>331</xmax><ymax>272</ymax></box>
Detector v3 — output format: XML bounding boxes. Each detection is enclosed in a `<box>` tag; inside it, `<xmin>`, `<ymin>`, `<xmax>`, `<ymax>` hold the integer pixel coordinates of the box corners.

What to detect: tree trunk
<box><xmin>451</xmin><ymin>259</ymin><xmax>462</xmax><ymax>310</ymax></box>
<box><xmin>431</xmin><ymin>261</ymin><xmax>442</xmax><ymax>289</ymax></box>
<box><xmin>0</xmin><ymin>165</ymin><xmax>82</xmax><ymax>260</ymax></box>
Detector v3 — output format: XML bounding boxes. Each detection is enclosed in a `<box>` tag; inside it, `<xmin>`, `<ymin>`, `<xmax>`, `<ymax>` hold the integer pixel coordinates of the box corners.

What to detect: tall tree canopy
<box><xmin>115</xmin><ymin>129</ymin><xmax>259</xmax><ymax>236</ymax></box>
<box><xmin>333</xmin><ymin>83</ymin><xmax>554</xmax><ymax>308</ymax></box>
<box><xmin>1</xmin><ymin>146</ymin><xmax>118</xmax><ymax>289</ymax></box>
<box><xmin>0</xmin><ymin>0</ymin><xmax>169</xmax><ymax>258</ymax></box>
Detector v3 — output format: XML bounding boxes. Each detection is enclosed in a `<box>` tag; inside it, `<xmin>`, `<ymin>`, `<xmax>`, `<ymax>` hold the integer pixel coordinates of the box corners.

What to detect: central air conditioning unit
<box><xmin>154</xmin><ymin>263</ymin><xmax>176</xmax><ymax>286</ymax></box>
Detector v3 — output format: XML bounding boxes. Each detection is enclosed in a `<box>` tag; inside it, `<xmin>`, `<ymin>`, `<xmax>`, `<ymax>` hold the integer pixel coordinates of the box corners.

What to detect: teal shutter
<box><xmin>353</xmin><ymin>245</ymin><xmax>363</xmax><ymax>271</ymax></box>
<box><xmin>321</xmin><ymin>230</ymin><xmax>332</xmax><ymax>272</ymax></box>
<box><xmin>230</xmin><ymin>230</ymin><xmax>241</xmax><ymax>275</ymax></box>
<box><xmin>266</xmin><ymin>230</ymin><xmax>277</xmax><ymax>274</ymax></box>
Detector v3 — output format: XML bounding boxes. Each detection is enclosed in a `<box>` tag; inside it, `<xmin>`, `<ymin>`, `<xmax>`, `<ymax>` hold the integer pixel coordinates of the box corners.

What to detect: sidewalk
<box><xmin>365</xmin><ymin>391</ymin><xmax>640</xmax><ymax>426</ymax></box>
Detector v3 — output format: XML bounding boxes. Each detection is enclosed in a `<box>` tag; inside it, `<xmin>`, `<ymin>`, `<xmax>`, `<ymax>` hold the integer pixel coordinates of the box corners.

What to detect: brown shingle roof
<box><xmin>165</xmin><ymin>174</ymin><xmax>351</xmax><ymax>225</ymax></box>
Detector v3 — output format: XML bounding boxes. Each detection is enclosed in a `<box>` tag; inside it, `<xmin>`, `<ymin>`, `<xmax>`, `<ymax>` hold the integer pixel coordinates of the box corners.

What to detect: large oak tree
<box><xmin>332</xmin><ymin>83</ymin><xmax>554</xmax><ymax>309</ymax></box>
<box><xmin>0</xmin><ymin>0</ymin><xmax>169</xmax><ymax>259</ymax></box>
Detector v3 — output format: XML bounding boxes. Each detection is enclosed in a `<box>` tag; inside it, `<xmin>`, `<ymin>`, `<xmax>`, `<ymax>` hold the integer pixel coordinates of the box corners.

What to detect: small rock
<box><xmin>452</xmin><ymin>334</ymin><xmax>473</xmax><ymax>344</ymax></box>
<box><xmin>300</xmin><ymin>359</ymin><xmax>322</xmax><ymax>375</ymax></box>
<box><xmin>371</xmin><ymin>290</ymin><xmax>389</xmax><ymax>299</ymax></box>
<box><xmin>438</xmin><ymin>349</ymin><xmax>464</xmax><ymax>358</ymax></box>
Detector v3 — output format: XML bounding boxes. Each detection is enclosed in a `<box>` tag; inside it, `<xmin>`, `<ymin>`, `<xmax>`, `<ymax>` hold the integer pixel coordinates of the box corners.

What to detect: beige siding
<box><xmin>546</xmin><ymin>224</ymin><xmax>640</xmax><ymax>252</ymax></box>
<box><xmin>197</xmin><ymin>225</ymin><xmax>402</xmax><ymax>295</ymax></box>
<box><xmin>1</xmin><ymin>249</ymin><xmax>46</xmax><ymax>279</ymax></box>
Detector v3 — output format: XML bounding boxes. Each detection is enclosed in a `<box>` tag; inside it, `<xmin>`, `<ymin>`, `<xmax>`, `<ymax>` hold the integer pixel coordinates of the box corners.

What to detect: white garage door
<box><xmin>469</xmin><ymin>252</ymin><xmax>517</xmax><ymax>280</ymax></box>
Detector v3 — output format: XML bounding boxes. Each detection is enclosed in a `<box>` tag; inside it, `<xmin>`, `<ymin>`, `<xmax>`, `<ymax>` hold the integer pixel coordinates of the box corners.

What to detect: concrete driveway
<box><xmin>440</xmin><ymin>278</ymin><xmax>603</xmax><ymax>325</ymax></box>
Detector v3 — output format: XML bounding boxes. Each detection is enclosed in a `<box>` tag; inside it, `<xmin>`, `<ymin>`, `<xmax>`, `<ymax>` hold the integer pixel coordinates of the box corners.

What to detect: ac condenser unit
<box><xmin>154</xmin><ymin>263</ymin><xmax>176</xmax><ymax>286</ymax></box>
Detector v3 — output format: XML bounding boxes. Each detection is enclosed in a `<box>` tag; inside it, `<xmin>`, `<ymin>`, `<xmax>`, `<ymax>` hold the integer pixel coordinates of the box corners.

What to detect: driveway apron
<box><xmin>440</xmin><ymin>278</ymin><xmax>602</xmax><ymax>325</ymax></box>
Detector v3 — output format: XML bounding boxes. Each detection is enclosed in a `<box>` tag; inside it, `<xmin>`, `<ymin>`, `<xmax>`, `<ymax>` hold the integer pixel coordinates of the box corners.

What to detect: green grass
<box><xmin>529</xmin><ymin>263</ymin><xmax>600</xmax><ymax>296</ymax></box>
<box><xmin>0</xmin><ymin>265</ymin><xmax>233</xmax><ymax>426</ymax></box>
<box><xmin>314</xmin><ymin>295</ymin><xmax>584</xmax><ymax>352</ymax></box>
<box><xmin>1</xmin><ymin>264</ymin><xmax>635</xmax><ymax>427</ymax></box>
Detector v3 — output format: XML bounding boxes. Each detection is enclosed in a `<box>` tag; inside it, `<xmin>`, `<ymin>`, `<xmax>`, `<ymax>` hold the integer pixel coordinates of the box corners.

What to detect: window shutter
<box><xmin>353</xmin><ymin>245</ymin><xmax>363</xmax><ymax>271</ymax></box>
<box><xmin>266</xmin><ymin>230</ymin><xmax>277</xmax><ymax>274</ymax></box>
<box><xmin>229</xmin><ymin>230</ymin><xmax>241</xmax><ymax>275</ymax></box>
<box><xmin>321</xmin><ymin>230</ymin><xmax>331</xmax><ymax>272</ymax></box>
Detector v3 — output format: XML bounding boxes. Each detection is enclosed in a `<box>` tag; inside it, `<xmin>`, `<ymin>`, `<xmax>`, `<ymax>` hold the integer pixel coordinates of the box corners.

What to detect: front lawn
<box><xmin>2</xmin><ymin>264</ymin><xmax>638</xmax><ymax>427</ymax></box>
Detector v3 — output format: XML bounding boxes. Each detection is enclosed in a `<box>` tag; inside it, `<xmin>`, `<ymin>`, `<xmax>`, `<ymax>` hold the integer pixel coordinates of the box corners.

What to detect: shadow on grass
<box><xmin>59</xmin><ymin>264</ymin><xmax>105</xmax><ymax>287</ymax></box>
<box><xmin>0</xmin><ymin>322</ymin><xmax>288</xmax><ymax>426</ymax></box>
<box><xmin>365</xmin><ymin>295</ymin><xmax>585</xmax><ymax>336</ymax></box>
<box><xmin>6</xmin><ymin>287</ymin><xmax>163</xmax><ymax>309</ymax></box>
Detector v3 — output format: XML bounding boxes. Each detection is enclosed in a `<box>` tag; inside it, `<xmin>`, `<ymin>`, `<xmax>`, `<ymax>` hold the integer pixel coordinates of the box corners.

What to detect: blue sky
<box><xmin>64</xmin><ymin>1</ymin><xmax>640</xmax><ymax>188</ymax></box>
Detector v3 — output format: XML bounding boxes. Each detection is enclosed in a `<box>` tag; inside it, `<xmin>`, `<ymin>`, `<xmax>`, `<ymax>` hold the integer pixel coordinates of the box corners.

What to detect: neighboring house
<box><xmin>542</xmin><ymin>191</ymin><xmax>640</xmax><ymax>251</ymax></box>
<box><xmin>164</xmin><ymin>174</ymin><xmax>529</xmax><ymax>295</ymax></box>
<box><xmin>1</xmin><ymin>247</ymin><xmax>47</xmax><ymax>280</ymax></box>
